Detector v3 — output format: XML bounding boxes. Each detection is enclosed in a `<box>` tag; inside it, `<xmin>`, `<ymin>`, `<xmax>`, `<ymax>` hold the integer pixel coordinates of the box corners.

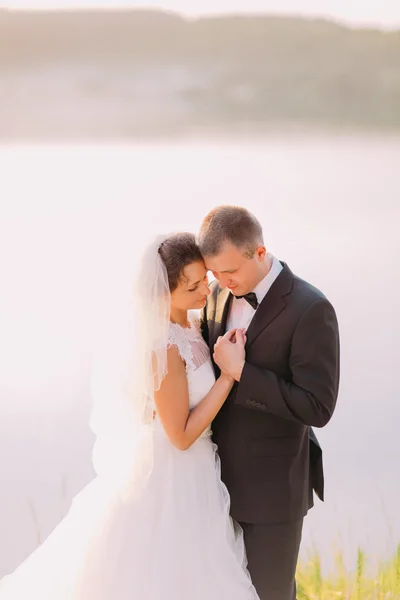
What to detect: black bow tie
<box><xmin>235</xmin><ymin>292</ymin><xmax>259</xmax><ymax>310</ymax></box>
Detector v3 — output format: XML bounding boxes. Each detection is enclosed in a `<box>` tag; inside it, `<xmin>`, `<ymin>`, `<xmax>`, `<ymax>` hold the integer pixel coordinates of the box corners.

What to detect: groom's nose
<box><xmin>218</xmin><ymin>274</ymin><xmax>231</xmax><ymax>288</ymax></box>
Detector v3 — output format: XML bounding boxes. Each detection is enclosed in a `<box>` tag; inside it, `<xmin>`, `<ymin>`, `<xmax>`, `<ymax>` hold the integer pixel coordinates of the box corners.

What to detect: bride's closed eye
<box><xmin>189</xmin><ymin>276</ymin><xmax>208</xmax><ymax>292</ymax></box>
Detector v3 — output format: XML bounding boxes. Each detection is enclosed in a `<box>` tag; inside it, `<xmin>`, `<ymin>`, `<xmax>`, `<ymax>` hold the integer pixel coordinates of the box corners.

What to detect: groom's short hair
<box><xmin>198</xmin><ymin>205</ymin><xmax>264</xmax><ymax>257</ymax></box>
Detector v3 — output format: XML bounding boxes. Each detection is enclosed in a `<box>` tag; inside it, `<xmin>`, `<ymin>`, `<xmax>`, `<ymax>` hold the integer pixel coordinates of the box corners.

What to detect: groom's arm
<box><xmin>235</xmin><ymin>299</ymin><xmax>340</xmax><ymax>428</ymax></box>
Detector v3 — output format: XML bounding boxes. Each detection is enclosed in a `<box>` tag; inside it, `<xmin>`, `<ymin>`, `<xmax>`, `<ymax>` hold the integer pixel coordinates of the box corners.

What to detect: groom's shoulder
<box><xmin>293</xmin><ymin>274</ymin><xmax>326</xmax><ymax>300</ymax></box>
<box><xmin>288</xmin><ymin>266</ymin><xmax>330</xmax><ymax>307</ymax></box>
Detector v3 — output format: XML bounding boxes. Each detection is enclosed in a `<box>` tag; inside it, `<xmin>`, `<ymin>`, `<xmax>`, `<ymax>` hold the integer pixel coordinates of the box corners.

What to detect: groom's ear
<box><xmin>255</xmin><ymin>246</ymin><xmax>267</xmax><ymax>261</ymax></box>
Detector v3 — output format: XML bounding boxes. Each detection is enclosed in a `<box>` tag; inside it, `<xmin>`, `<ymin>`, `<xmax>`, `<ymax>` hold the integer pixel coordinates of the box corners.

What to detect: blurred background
<box><xmin>0</xmin><ymin>0</ymin><xmax>400</xmax><ymax>592</ymax></box>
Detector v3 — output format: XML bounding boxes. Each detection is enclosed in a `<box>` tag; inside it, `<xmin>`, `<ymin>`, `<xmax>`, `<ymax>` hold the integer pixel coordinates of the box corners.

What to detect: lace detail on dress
<box><xmin>165</xmin><ymin>317</ymin><xmax>214</xmax><ymax>435</ymax></box>
<box><xmin>167</xmin><ymin>323</ymin><xmax>195</xmax><ymax>372</ymax></box>
<box><xmin>167</xmin><ymin>316</ymin><xmax>210</xmax><ymax>374</ymax></box>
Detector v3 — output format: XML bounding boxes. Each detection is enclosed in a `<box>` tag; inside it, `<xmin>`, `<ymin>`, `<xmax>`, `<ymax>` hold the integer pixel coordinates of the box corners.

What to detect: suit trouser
<box><xmin>238</xmin><ymin>518</ymin><xmax>304</xmax><ymax>600</ymax></box>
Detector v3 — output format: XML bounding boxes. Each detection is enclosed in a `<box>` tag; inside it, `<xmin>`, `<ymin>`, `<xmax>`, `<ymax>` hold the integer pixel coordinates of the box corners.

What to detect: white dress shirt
<box><xmin>226</xmin><ymin>254</ymin><xmax>283</xmax><ymax>331</ymax></box>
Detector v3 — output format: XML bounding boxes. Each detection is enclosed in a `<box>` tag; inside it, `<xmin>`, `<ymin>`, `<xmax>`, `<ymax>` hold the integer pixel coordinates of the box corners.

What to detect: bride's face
<box><xmin>170</xmin><ymin>261</ymin><xmax>210</xmax><ymax>311</ymax></box>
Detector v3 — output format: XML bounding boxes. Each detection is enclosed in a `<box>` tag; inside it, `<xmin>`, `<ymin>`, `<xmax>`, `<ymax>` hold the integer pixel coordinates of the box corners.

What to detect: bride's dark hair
<box><xmin>158</xmin><ymin>233</ymin><xmax>203</xmax><ymax>292</ymax></box>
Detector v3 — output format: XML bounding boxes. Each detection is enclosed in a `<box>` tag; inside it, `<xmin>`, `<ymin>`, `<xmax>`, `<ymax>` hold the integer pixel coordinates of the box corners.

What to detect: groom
<box><xmin>199</xmin><ymin>206</ymin><xmax>340</xmax><ymax>600</ymax></box>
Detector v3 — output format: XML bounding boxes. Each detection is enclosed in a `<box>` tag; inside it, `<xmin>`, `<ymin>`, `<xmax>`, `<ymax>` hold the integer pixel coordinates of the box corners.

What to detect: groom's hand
<box><xmin>213</xmin><ymin>329</ymin><xmax>246</xmax><ymax>382</ymax></box>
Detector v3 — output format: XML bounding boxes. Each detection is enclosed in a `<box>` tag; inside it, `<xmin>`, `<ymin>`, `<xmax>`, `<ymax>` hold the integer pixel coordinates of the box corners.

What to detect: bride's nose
<box><xmin>202</xmin><ymin>281</ymin><xmax>211</xmax><ymax>295</ymax></box>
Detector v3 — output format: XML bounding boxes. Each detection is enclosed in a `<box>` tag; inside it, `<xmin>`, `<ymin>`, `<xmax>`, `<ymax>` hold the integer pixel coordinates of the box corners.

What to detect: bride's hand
<box><xmin>230</xmin><ymin>328</ymin><xmax>247</xmax><ymax>345</ymax></box>
<box><xmin>214</xmin><ymin>328</ymin><xmax>246</xmax><ymax>348</ymax></box>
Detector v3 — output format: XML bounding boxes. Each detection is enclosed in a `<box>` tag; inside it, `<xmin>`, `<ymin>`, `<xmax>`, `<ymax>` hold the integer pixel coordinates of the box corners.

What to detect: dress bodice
<box><xmin>153</xmin><ymin>315</ymin><xmax>216</xmax><ymax>438</ymax></box>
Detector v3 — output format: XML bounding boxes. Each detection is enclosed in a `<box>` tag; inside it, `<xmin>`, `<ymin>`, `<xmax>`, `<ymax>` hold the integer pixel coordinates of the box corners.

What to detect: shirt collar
<box><xmin>252</xmin><ymin>254</ymin><xmax>283</xmax><ymax>305</ymax></box>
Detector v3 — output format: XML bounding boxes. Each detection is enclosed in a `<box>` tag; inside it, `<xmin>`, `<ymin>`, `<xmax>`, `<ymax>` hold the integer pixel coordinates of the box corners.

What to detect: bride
<box><xmin>0</xmin><ymin>232</ymin><xmax>259</xmax><ymax>600</ymax></box>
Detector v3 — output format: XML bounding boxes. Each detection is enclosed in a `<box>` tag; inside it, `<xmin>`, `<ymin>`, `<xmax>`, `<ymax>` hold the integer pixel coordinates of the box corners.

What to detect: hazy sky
<box><xmin>4</xmin><ymin>0</ymin><xmax>400</xmax><ymax>29</ymax></box>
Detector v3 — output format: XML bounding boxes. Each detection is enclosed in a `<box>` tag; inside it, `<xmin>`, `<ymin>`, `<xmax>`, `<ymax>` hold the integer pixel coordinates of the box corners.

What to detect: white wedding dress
<box><xmin>0</xmin><ymin>316</ymin><xmax>259</xmax><ymax>600</ymax></box>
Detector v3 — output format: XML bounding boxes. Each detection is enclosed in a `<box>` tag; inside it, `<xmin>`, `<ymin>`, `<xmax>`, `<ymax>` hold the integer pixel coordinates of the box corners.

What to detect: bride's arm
<box><xmin>154</xmin><ymin>347</ymin><xmax>233</xmax><ymax>451</ymax></box>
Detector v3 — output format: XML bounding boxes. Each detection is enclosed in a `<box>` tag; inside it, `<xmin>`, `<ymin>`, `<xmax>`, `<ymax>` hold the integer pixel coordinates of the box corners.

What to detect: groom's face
<box><xmin>205</xmin><ymin>241</ymin><xmax>267</xmax><ymax>296</ymax></box>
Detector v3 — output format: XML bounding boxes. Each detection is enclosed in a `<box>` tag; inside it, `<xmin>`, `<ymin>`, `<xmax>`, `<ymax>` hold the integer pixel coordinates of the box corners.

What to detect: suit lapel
<box><xmin>245</xmin><ymin>262</ymin><xmax>293</xmax><ymax>348</ymax></box>
<box><xmin>210</xmin><ymin>286</ymin><xmax>232</xmax><ymax>349</ymax></box>
<box><xmin>209</xmin><ymin>262</ymin><xmax>294</xmax><ymax>349</ymax></box>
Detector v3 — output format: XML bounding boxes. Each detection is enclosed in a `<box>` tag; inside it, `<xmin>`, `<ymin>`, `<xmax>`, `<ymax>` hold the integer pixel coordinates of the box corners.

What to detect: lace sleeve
<box><xmin>167</xmin><ymin>324</ymin><xmax>195</xmax><ymax>372</ymax></box>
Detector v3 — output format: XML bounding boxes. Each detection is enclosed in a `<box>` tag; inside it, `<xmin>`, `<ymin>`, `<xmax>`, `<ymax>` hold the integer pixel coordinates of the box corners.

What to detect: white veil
<box><xmin>0</xmin><ymin>235</ymin><xmax>173</xmax><ymax>599</ymax></box>
<box><xmin>88</xmin><ymin>233</ymin><xmax>172</xmax><ymax>498</ymax></box>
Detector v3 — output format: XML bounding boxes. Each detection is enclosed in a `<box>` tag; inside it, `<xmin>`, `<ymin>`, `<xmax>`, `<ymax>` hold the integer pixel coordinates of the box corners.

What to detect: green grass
<box><xmin>297</xmin><ymin>543</ymin><xmax>400</xmax><ymax>599</ymax></box>
<box><xmin>21</xmin><ymin>493</ymin><xmax>400</xmax><ymax>598</ymax></box>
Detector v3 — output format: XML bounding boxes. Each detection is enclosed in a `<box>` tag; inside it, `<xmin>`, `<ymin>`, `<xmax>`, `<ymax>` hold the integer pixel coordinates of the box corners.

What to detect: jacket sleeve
<box><xmin>235</xmin><ymin>298</ymin><xmax>340</xmax><ymax>427</ymax></box>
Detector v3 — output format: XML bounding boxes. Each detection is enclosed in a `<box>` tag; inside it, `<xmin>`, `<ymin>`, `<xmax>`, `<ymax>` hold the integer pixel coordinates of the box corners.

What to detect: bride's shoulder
<box><xmin>166</xmin><ymin>310</ymin><xmax>200</xmax><ymax>348</ymax></box>
<box><xmin>167</xmin><ymin>320</ymin><xmax>194</xmax><ymax>370</ymax></box>
<box><xmin>167</xmin><ymin>313</ymin><xmax>199</xmax><ymax>342</ymax></box>
<box><xmin>167</xmin><ymin>321</ymin><xmax>184</xmax><ymax>343</ymax></box>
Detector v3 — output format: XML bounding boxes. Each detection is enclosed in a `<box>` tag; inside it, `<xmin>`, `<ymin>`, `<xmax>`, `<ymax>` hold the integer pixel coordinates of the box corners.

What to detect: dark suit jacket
<box><xmin>201</xmin><ymin>262</ymin><xmax>340</xmax><ymax>525</ymax></box>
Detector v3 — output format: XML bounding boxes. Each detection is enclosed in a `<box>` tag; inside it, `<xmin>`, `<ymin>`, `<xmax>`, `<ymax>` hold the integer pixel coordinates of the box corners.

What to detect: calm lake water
<box><xmin>0</xmin><ymin>134</ymin><xmax>399</xmax><ymax>576</ymax></box>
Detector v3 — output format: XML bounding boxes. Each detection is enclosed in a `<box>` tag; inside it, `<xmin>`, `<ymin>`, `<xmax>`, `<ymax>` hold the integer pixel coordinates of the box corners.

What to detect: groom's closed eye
<box><xmin>212</xmin><ymin>270</ymin><xmax>237</xmax><ymax>277</ymax></box>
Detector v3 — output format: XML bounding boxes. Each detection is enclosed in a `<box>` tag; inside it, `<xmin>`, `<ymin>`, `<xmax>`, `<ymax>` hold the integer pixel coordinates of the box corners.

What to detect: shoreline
<box><xmin>2</xmin><ymin>122</ymin><xmax>400</xmax><ymax>146</ymax></box>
